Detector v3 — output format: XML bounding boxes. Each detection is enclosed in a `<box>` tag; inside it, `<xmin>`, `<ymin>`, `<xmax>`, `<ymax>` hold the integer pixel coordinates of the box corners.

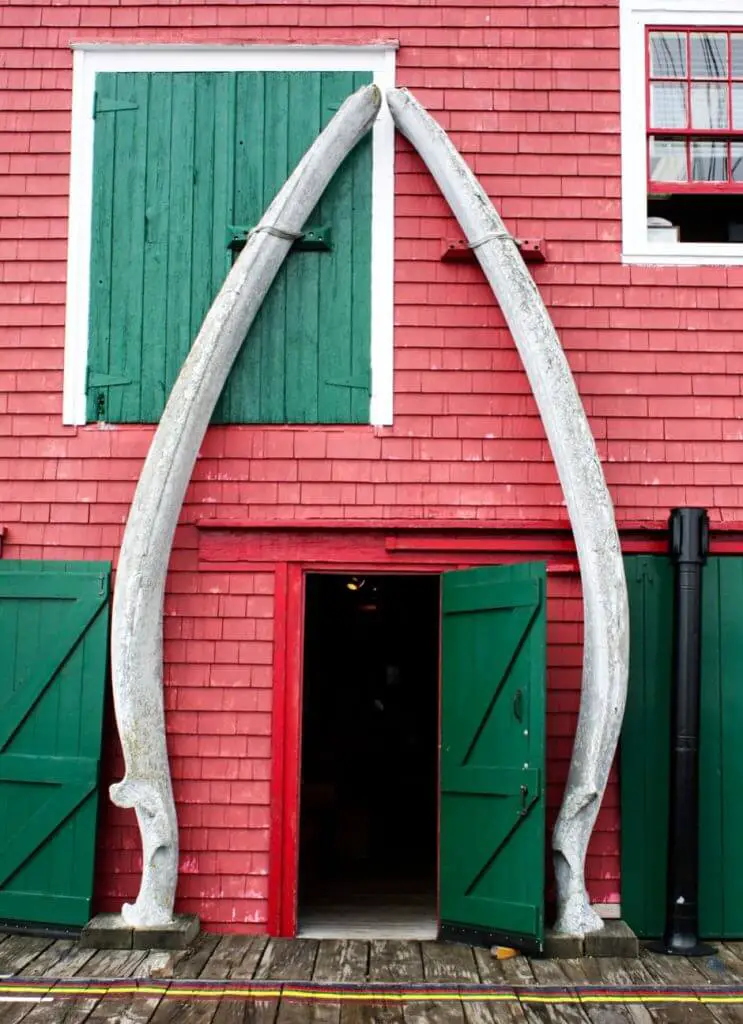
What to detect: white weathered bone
<box><xmin>386</xmin><ymin>87</ymin><xmax>629</xmax><ymax>937</ymax></box>
<box><xmin>110</xmin><ymin>84</ymin><xmax>381</xmax><ymax>927</ymax></box>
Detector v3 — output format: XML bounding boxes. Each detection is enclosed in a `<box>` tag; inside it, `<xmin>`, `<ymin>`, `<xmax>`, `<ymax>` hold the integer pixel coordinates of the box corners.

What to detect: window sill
<box><xmin>622</xmin><ymin>242</ymin><xmax>743</xmax><ymax>265</ymax></box>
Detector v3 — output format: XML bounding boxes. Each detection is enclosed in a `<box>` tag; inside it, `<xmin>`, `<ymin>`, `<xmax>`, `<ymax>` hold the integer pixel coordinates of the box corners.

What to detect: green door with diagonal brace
<box><xmin>0</xmin><ymin>562</ymin><xmax>110</xmax><ymax>927</ymax></box>
<box><xmin>440</xmin><ymin>563</ymin><xmax>547</xmax><ymax>953</ymax></box>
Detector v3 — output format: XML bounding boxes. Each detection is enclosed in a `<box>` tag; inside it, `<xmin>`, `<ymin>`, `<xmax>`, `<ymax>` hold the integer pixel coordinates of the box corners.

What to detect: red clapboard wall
<box><xmin>2</xmin><ymin>0</ymin><xmax>743</xmax><ymax>932</ymax></box>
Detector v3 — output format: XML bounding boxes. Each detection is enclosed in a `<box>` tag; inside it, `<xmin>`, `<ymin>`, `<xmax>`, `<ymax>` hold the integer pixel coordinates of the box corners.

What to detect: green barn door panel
<box><xmin>621</xmin><ymin>555</ymin><xmax>743</xmax><ymax>939</ymax></box>
<box><xmin>89</xmin><ymin>70</ymin><xmax>372</xmax><ymax>426</ymax></box>
<box><xmin>0</xmin><ymin>562</ymin><xmax>110</xmax><ymax>927</ymax></box>
<box><xmin>440</xmin><ymin>563</ymin><xmax>547</xmax><ymax>953</ymax></box>
<box><xmin>620</xmin><ymin>556</ymin><xmax>673</xmax><ymax>938</ymax></box>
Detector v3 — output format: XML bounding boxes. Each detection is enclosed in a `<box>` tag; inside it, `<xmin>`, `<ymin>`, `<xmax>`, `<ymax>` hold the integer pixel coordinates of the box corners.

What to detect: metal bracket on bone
<box><xmin>228</xmin><ymin>224</ymin><xmax>333</xmax><ymax>253</ymax></box>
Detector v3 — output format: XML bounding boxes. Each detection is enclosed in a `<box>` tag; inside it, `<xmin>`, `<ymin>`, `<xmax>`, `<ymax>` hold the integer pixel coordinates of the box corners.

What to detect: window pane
<box><xmin>651</xmin><ymin>82</ymin><xmax>688</xmax><ymax>129</ymax></box>
<box><xmin>691</xmin><ymin>32</ymin><xmax>728</xmax><ymax>79</ymax></box>
<box><xmin>732</xmin><ymin>142</ymin><xmax>743</xmax><ymax>181</ymax></box>
<box><xmin>650</xmin><ymin>137</ymin><xmax>688</xmax><ymax>182</ymax></box>
<box><xmin>650</xmin><ymin>31</ymin><xmax>687</xmax><ymax>78</ymax></box>
<box><xmin>691</xmin><ymin>140</ymin><xmax>728</xmax><ymax>182</ymax></box>
<box><xmin>733</xmin><ymin>84</ymin><xmax>743</xmax><ymax>128</ymax></box>
<box><xmin>732</xmin><ymin>35</ymin><xmax>743</xmax><ymax>78</ymax></box>
<box><xmin>691</xmin><ymin>83</ymin><xmax>728</xmax><ymax>128</ymax></box>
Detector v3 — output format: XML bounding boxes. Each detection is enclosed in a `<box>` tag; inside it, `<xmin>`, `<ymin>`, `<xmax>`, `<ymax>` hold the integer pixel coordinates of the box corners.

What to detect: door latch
<box><xmin>519</xmin><ymin>784</ymin><xmax>528</xmax><ymax>818</ymax></box>
<box><xmin>513</xmin><ymin>688</ymin><xmax>524</xmax><ymax>722</ymax></box>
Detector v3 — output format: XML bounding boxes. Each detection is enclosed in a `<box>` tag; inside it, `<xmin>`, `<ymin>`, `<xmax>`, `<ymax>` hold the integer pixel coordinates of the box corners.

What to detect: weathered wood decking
<box><xmin>1</xmin><ymin>933</ymin><xmax>743</xmax><ymax>1024</ymax></box>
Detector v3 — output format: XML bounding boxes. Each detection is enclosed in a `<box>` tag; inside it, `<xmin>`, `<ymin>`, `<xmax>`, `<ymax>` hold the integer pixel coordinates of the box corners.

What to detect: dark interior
<box><xmin>298</xmin><ymin>573</ymin><xmax>440</xmax><ymax>928</ymax></box>
<box><xmin>649</xmin><ymin>193</ymin><xmax>743</xmax><ymax>243</ymax></box>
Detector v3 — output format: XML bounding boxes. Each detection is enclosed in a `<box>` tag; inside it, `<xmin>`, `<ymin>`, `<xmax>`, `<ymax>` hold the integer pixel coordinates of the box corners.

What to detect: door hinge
<box><xmin>94</xmin><ymin>93</ymin><xmax>139</xmax><ymax>118</ymax></box>
<box><xmin>87</xmin><ymin>371</ymin><xmax>132</xmax><ymax>388</ymax></box>
<box><xmin>324</xmin><ymin>375</ymin><xmax>370</xmax><ymax>391</ymax></box>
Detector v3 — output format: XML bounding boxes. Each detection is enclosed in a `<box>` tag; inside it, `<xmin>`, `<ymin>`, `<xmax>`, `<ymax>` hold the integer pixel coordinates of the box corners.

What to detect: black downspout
<box><xmin>650</xmin><ymin>507</ymin><xmax>715</xmax><ymax>957</ymax></box>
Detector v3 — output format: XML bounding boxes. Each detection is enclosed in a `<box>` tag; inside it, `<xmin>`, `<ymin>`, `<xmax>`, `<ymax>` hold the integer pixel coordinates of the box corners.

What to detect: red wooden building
<box><xmin>2</xmin><ymin>0</ymin><xmax>743</xmax><ymax>945</ymax></box>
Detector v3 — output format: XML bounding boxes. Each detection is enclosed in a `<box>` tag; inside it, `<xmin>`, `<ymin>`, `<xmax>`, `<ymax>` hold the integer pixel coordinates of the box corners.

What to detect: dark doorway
<box><xmin>298</xmin><ymin>572</ymin><xmax>440</xmax><ymax>937</ymax></box>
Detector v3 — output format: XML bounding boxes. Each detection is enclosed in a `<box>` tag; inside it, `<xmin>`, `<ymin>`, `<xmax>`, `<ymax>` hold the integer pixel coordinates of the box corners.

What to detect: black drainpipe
<box><xmin>650</xmin><ymin>507</ymin><xmax>715</xmax><ymax>957</ymax></box>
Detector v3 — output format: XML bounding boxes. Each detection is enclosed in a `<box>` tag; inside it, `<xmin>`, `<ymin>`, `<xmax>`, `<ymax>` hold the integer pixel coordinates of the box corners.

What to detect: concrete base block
<box><xmin>132</xmin><ymin>915</ymin><xmax>200</xmax><ymax>950</ymax></box>
<box><xmin>79</xmin><ymin>914</ymin><xmax>132</xmax><ymax>950</ymax></box>
<box><xmin>544</xmin><ymin>930</ymin><xmax>584</xmax><ymax>958</ymax></box>
<box><xmin>584</xmin><ymin>920</ymin><xmax>639</xmax><ymax>958</ymax></box>
<box><xmin>80</xmin><ymin>914</ymin><xmax>200</xmax><ymax>951</ymax></box>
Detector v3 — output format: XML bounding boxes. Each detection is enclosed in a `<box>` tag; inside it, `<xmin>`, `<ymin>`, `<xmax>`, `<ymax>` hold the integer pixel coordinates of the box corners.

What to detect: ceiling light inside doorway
<box><xmin>346</xmin><ymin>576</ymin><xmax>365</xmax><ymax>591</ymax></box>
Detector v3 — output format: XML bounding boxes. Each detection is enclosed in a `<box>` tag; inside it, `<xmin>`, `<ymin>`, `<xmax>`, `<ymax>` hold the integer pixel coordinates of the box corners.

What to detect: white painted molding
<box><xmin>620</xmin><ymin>0</ymin><xmax>743</xmax><ymax>265</ymax></box>
<box><xmin>63</xmin><ymin>45</ymin><xmax>396</xmax><ymax>426</ymax></box>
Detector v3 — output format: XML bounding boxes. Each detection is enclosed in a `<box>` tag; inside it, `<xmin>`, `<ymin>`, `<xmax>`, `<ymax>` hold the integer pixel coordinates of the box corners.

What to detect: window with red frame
<box><xmin>647</xmin><ymin>28</ymin><xmax>743</xmax><ymax>243</ymax></box>
<box><xmin>648</xmin><ymin>28</ymin><xmax>743</xmax><ymax>189</ymax></box>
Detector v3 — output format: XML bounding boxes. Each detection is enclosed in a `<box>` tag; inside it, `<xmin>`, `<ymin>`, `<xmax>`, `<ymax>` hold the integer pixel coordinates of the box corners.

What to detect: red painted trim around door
<box><xmin>267</xmin><ymin>562</ymin><xmax>288</xmax><ymax>936</ymax></box>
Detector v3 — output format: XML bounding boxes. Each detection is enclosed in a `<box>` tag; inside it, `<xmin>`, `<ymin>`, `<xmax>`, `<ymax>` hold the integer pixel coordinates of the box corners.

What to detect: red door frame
<box><xmin>270</xmin><ymin>559</ymin><xmax>449</xmax><ymax>938</ymax></box>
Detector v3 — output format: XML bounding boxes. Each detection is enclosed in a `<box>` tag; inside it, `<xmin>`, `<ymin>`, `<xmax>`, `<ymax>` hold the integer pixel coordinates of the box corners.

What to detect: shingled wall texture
<box><xmin>1</xmin><ymin>0</ymin><xmax>738</xmax><ymax>931</ymax></box>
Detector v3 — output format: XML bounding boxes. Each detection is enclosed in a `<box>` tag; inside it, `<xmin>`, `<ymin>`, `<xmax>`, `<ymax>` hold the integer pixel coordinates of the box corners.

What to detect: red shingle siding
<box><xmin>2</xmin><ymin>0</ymin><xmax>737</xmax><ymax>930</ymax></box>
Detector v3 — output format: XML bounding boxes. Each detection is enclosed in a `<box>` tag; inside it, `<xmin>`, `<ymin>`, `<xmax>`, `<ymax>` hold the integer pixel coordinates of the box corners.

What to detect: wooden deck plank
<box><xmin>79</xmin><ymin>947</ymin><xmax>150</xmax><ymax>978</ymax></box>
<box><xmin>472</xmin><ymin>948</ymin><xmax>529</xmax><ymax>1024</ymax></box>
<box><xmin>8</xmin><ymin>941</ymin><xmax>76</xmax><ymax>979</ymax></box>
<box><xmin>341</xmin><ymin>940</ymin><xmax>424</xmax><ymax>1024</ymax></box>
<box><xmin>594</xmin><ymin>959</ymin><xmax>655</xmax><ymax>1024</ymax></box>
<box><xmin>256</xmin><ymin>940</ymin><xmax>319</xmax><ymax>982</ymax></box>
<box><xmin>368</xmin><ymin>942</ymin><xmax>423</xmax><ymax>983</ymax></box>
<box><xmin>720</xmin><ymin>946</ymin><xmax>743</xmax><ymax>978</ymax></box>
<box><xmin>229</xmin><ymin>937</ymin><xmax>270</xmax><ymax>980</ymax></box>
<box><xmin>549</xmin><ymin>957</ymin><xmax>637</xmax><ymax>1024</ymax></box>
<box><xmin>402</xmin><ymin>940</ymin><xmax>470</xmax><ymax>1024</ymax></box>
<box><xmin>166</xmin><ymin>934</ymin><xmax>222</xmax><ymax>979</ymax></box>
<box><xmin>0</xmin><ymin>937</ymin><xmax>54</xmax><ymax>975</ymax></box>
<box><xmin>422</xmin><ymin>942</ymin><xmax>479</xmax><ymax>983</ymax></box>
<box><xmin>526</xmin><ymin>959</ymin><xmax>591</xmax><ymax>1024</ymax></box>
<box><xmin>314</xmin><ymin>941</ymin><xmax>368</xmax><ymax>983</ymax></box>
<box><xmin>200</xmin><ymin>937</ymin><xmax>261</xmax><ymax>980</ymax></box>
<box><xmin>643</xmin><ymin>949</ymin><xmax>743</xmax><ymax>1024</ymax></box>
<box><xmin>602</xmin><ymin>955</ymin><xmax>711</xmax><ymax>1024</ymax></box>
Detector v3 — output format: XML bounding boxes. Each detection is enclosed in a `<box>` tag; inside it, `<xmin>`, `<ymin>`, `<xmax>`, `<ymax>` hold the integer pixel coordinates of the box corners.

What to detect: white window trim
<box><xmin>63</xmin><ymin>44</ymin><xmax>396</xmax><ymax>426</ymax></box>
<box><xmin>621</xmin><ymin>0</ymin><xmax>743</xmax><ymax>265</ymax></box>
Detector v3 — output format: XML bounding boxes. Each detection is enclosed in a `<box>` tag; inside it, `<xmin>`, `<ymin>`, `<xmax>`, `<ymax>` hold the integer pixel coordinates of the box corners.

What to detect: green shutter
<box><xmin>621</xmin><ymin>555</ymin><xmax>743</xmax><ymax>939</ymax></box>
<box><xmin>87</xmin><ymin>70</ymin><xmax>372</xmax><ymax>425</ymax></box>
<box><xmin>0</xmin><ymin>561</ymin><xmax>110</xmax><ymax>927</ymax></box>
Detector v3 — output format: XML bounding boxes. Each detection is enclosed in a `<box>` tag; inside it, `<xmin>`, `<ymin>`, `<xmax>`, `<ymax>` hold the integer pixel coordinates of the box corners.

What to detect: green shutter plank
<box><xmin>440</xmin><ymin>563</ymin><xmax>546</xmax><ymax>952</ymax></box>
<box><xmin>621</xmin><ymin>555</ymin><xmax>743</xmax><ymax>939</ymax></box>
<box><xmin>284</xmin><ymin>71</ymin><xmax>323</xmax><ymax>424</ymax></box>
<box><xmin>259</xmin><ymin>71</ymin><xmax>291</xmax><ymax>424</ymax></box>
<box><xmin>87</xmin><ymin>75</ymin><xmax>117</xmax><ymax>422</ymax></box>
<box><xmin>349</xmin><ymin>71</ymin><xmax>374</xmax><ymax>424</ymax></box>
<box><xmin>141</xmin><ymin>72</ymin><xmax>174</xmax><ymax>422</ymax></box>
<box><xmin>164</xmin><ymin>73</ymin><xmax>197</xmax><ymax>402</ymax></box>
<box><xmin>214</xmin><ymin>71</ymin><xmax>266</xmax><ymax>424</ymax></box>
<box><xmin>0</xmin><ymin>562</ymin><xmax>110</xmax><ymax>927</ymax></box>
<box><xmin>88</xmin><ymin>70</ymin><xmax>372</xmax><ymax>425</ymax></box>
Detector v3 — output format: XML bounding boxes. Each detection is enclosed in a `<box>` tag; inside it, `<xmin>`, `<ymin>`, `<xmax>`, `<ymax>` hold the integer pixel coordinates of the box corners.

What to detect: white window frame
<box><xmin>621</xmin><ymin>0</ymin><xmax>743</xmax><ymax>265</ymax></box>
<box><xmin>63</xmin><ymin>44</ymin><xmax>396</xmax><ymax>426</ymax></box>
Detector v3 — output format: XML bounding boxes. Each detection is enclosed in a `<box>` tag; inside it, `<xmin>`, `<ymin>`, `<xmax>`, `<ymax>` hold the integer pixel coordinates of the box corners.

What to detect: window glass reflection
<box><xmin>650</xmin><ymin>137</ymin><xmax>688</xmax><ymax>182</ymax></box>
<box><xmin>691</xmin><ymin>140</ymin><xmax>728</xmax><ymax>182</ymax></box>
<box><xmin>650</xmin><ymin>31</ymin><xmax>687</xmax><ymax>78</ymax></box>
<box><xmin>691</xmin><ymin>32</ymin><xmax>728</xmax><ymax>79</ymax></box>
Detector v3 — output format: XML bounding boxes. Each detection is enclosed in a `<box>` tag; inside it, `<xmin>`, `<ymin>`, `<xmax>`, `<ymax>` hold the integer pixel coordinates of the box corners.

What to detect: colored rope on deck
<box><xmin>2</xmin><ymin>979</ymin><xmax>743</xmax><ymax>1005</ymax></box>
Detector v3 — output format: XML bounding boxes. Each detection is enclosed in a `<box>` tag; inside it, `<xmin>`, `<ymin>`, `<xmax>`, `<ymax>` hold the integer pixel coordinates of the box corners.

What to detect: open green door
<box><xmin>440</xmin><ymin>563</ymin><xmax>546</xmax><ymax>953</ymax></box>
